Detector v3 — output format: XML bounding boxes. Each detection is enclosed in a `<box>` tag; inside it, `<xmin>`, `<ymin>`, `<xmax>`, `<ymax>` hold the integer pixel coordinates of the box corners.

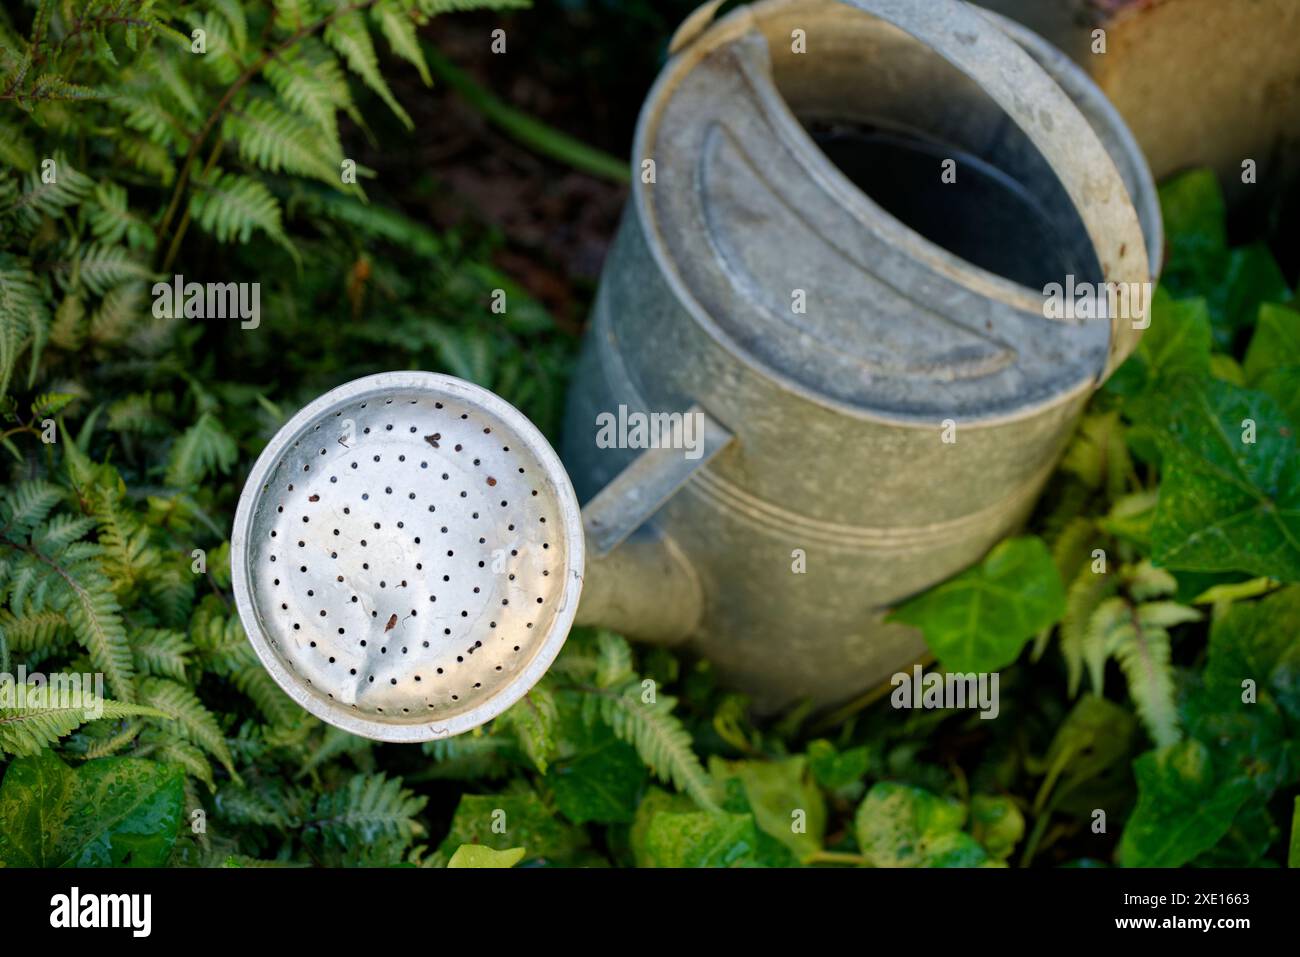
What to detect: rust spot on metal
<box><xmin>487</xmin><ymin>476</ymin><xmax>497</xmax><ymax>486</ymax></box>
<box><xmin>385</xmin><ymin>613</ymin><xmax>398</xmax><ymax>632</ymax></box>
<box><xmin>308</xmin><ymin>494</ymin><xmax>320</xmax><ymax>502</ymax></box>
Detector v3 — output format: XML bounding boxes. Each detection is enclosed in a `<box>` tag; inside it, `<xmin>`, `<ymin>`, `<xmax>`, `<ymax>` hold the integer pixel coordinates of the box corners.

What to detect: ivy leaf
<box><xmin>806</xmin><ymin>738</ymin><xmax>871</xmax><ymax>791</ymax></box>
<box><xmin>1157</xmin><ymin>169</ymin><xmax>1228</xmax><ymax>304</ymax></box>
<box><xmin>1119</xmin><ymin>739</ymin><xmax>1253</xmax><ymax>867</ymax></box>
<box><xmin>632</xmin><ymin>787</ymin><xmax>761</xmax><ymax>868</ymax></box>
<box><xmin>889</xmin><ymin>536</ymin><xmax>1065</xmax><ymax>672</ymax></box>
<box><xmin>0</xmin><ymin>750</ymin><xmax>183</xmax><ymax>866</ymax></box>
<box><xmin>1206</xmin><ymin>245</ymin><xmax>1290</xmax><ymax>347</ymax></box>
<box><xmin>1244</xmin><ymin>303</ymin><xmax>1300</xmax><ymax>428</ymax></box>
<box><xmin>1148</xmin><ymin>379</ymin><xmax>1300</xmax><ymax>580</ymax></box>
<box><xmin>548</xmin><ymin>715</ymin><xmax>646</xmax><ymax>826</ymax></box>
<box><xmin>1192</xmin><ymin>799</ymin><xmax>1279</xmax><ymax>867</ymax></box>
<box><xmin>1181</xmin><ymin>585</ymin><xmax>1300</xmax><ymax>798</ymax></box>
<box><xmin>436</xmin><ymin>790</ymin><xmax>587</xmax><ymax>866</ymax></box>
<box><xmin>969</xmin><ymin>794</ymin><xmax>1024</xmax><ymax>861</ymax></box>
<box><xmin>709</xmin><ymin>755</ymin><xmax>826</xmax><ymax>861</ymax></box>
<box><xmin>497</xmin><ymin>686</ymin><xmax>556</xmax><ymax>773</ymax></box>
<box><xmin>854</xmin><ymin>782</ymin><xmax>992</xmax><ymax>868</ymax></box>
<box><xmin>1201</xmin><ymin>584</ymin><xmax>1300</xmax><ymax>724</ymax></box>
<box><xmin>1106</xmin><ymin>291</ymin><xmax>1211</xmax><ymax>403</ymax></box>
<box><xmin>447</xmin><ymin>844</ymin><xmax>525</xmax><ymax>868</ymax></box>
<box><xmin>1289</xmin><ymin>797</ymin><xmax>1300</xmax><ymax>868</ymax></box>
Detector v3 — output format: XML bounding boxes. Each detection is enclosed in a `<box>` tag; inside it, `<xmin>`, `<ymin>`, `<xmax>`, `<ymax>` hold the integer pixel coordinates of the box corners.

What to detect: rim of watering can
<box><xmin>630</xmin><ymin>0</ymin><xmax>1160</xmax><ymax>430</ymax></box>
<box><xmin>230</xmin><ymin>371</ymin><xmax>585</xmax><ymax>742</ymax></box>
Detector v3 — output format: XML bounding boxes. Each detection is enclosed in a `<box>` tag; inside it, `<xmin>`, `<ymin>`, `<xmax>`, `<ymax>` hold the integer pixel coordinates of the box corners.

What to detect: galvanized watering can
<box><xmin>231</xmin><ymin>0</ymin><xmax>1162</xmax><ymax>740</ymax></box>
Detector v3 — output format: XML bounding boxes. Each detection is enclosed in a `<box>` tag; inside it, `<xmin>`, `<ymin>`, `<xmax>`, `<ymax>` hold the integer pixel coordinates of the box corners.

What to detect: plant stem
<box><xmin>155</xmin><ymin>0</ymin><xmax>375</xmax><ymax>261</ymax></box>
<box><xmin>802</xmin><ymin>850</ymin><xmax>868</xmax><ymax>866</ymax></box>
<box><xmin>423</xmin><ymin>45</ymin><xmax>629</xmax><ymax>184</ymax></box>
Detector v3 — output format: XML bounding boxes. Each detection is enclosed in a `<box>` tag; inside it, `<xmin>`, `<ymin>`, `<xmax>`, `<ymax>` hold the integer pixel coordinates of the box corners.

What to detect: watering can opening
<box><xmin>763</xmin><ymin>4</ymin><xmax>1104</xmax><ymax>293</ymax></box>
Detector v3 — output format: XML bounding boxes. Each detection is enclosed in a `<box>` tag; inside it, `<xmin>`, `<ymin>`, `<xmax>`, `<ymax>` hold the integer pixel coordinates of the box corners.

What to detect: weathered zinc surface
<box><xmin>564</xmin><ymin>0</ymin><xmax>1161</xmax><ymax>710</ymax></box>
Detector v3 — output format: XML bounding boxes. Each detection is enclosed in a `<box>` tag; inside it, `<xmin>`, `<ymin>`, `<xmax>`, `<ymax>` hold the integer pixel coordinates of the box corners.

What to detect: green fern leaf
<box><xmin>0</xmin><ymin>609</ymin><xmax>68</xmax><ymax>652</ymax></box>
<box><xmin>11</xmin><ymin>152</ymin><xmax>93</xmax><ymax>228</ymax></box>
<box><xmin>224</xmin><ymin>98</ymin><xmax>344</xmax><ymax>186</ymax></box>
<box><xmin>148</xmin><ymin>735</ymin><xmax>217</xmax><ymax>790</ymax></box>
<box><xmin>497</xmin><ymin>685</ymin><xmax>556</xmax><ymax>773</ymax></box>
<box><xmin>165</xmin><ymin>411</ymin><xmax>238</xmax><ymax>487</ymax></box>
<box><xmin>324</xmin><ymin>10</ymin><xmax>413</xmax><ymax>129</ymax></box>
<box><xmin>304</xmin><ymin>772</ymin><xmax>427</xmax><ymax>848</ymax></box>
<box><xmin>58</xmin><ymin>562</ymin><xmax>136</xmax><ymax>701</ymax></box>
<box><xmin>373</xmin><ymin>1</ymin><xmax>431</xmax><ymax>84</ymax></box>
<box><xmin>599</xmin><ymin>685</ymin><xmax>718</xmax><ymax>811</ymax></box>
<box><xmin>0</xmin><ymin>693</ymin><xmax>166</xmax><ymax>756</ymax></box>
<box><xmin>0</xmin><ymin>262</ymin><xmax>50</xmax><ymax>397</ymax></box>
<box><xmin>189</xmin><ymin>170</ymin><xmax>292</xmax><ymax>247</ymax></box>
<box><xmin>595</xmin><ymin>629</ymin><xmax>634</xmax><ymax>688</ymax></box>
<box><xmin>139</xmin><ymin>676</ymin><xmax>239</xmax><ymax>779</ymax></box>
<box><xmin>1</xmin><ymin>480</ymin><xmax>63</xmax><ymax>537</ymax></box>
<box><xmin>133</xmin><ymin>628</ymin><xmax>193</xmax><ymax>681</ymax></box>
<box><xmin>263</xmin><ymin>38</ymin><xmax>351</xmax><ymax>136</ymax></box>
<box><xmin>77</xmin><ymin>244</ymin><xmax>154</xmax><ymax>296</ymax></box>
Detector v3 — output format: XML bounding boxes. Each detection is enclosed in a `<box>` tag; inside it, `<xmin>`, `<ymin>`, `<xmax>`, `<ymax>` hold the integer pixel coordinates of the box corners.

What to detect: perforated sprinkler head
<box><xmin>231</xmin><ymin>372</ymin><xmax>584</xmax><ymax>741</ymax></box>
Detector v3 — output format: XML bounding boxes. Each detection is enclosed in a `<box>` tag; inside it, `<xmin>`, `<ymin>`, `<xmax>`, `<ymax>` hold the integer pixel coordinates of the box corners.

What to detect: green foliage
<box><xmin>447</xmin><ymin>843</ymin><xmax>525</xmax><ymax>867</ymax></box>
<box><xmin>0</xmin><ymin>750</ymin><xmax>184</xmax><ymax>866</ymax></box>
<box><xmin>889</xmin><ymin>536</ymin><xmax>1066</xmax><ymax>672</ymax></box>
<box><xmin>854</xmin><ymin>782</ymin><xmax>993</xmax><ymax>868</ymax></box>
<box><xmin>0</xmin><ymin>0</ymin><xmax>1294</xmax><ymax>869</ymax></box>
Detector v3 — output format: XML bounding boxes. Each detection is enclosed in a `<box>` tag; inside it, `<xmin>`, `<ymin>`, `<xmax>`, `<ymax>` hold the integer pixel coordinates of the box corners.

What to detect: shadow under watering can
<box><xmin>231</xmin><ymin>0</ymin><xmax>1163</xmax><ymax>740</ymax></box>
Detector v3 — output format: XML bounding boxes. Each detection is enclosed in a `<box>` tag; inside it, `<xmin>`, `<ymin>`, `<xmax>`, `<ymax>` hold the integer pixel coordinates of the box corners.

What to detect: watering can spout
<box><xmin>572</xmin><ymin>405</ymin><xmax>734</xmax><ymax>646</ymax></box>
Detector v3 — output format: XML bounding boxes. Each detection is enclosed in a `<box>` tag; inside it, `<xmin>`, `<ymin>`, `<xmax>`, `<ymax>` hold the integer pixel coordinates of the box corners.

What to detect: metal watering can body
<box><xmin>231</xmin><ymin>0</ymin><xmax>1162</xmax><ymax>739</ymax></box>
<box><xmin>562</xmin><ymin>0</ymin><xmax>1161</xmax><ymax>711</ymax></box>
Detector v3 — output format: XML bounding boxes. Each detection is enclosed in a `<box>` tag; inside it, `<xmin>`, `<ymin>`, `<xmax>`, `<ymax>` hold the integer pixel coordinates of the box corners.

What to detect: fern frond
<box><xmin>139</xmin><ymin>676</ymin><xmax>239</xmax><ymax>779</ymax></box>
<box><xmin>420</xmin><ymin>731</ymin><xmax>517</xmax><ymax>778</ymax></box>
<box><xmin>93</xmin><ymin>482</ymin><xmax>156</xmax><ymax>590</ymax></box>
<box><xmin>189</xmin><ymin>170</ymin><xmax>291</xmax><ymax>246</ymax></box>
<box><xmin>0</xmin><ymin>694</ymin><xmax>165</xmax><ymax>757</ymax></box>
<box><xmin>87</xmin><ymin>181</ymin><xmax>154</xmax><ymax>250</ymax></box>
<box><xmin>599</xmin><ymin>685</ymin><xmax>718</xmax><ymax>811</ymax></box>
<box><xmin>87</xmin><ymin>280</ymin><xmax>149</xmax><ymax>345</ymax></box>
<box><xmin>373</xmin><ymin>0</ymin><xmax>431</xmax><ymax>85</ymax></box>
<box><xmin>48</xmin><ymin>292</ymin><xmax>86</xmax><ymax>350</ymax></box>
<box><xmin>1085</xmin><ymin>597</ymin><xmax>1196</xmax><ymax>748</ymax></box>
<box><xmin>0</xmin><ymin>608</ymin><xmax>68</xmax><ymax>652</ymax></box>
<box><xmin>148</xmin><ymin>735</ymin><xmax>216</xmax><ymax>790</ymax></box>
<box><xmin>0</xmin><ymin>118</ymin><xmax>36</xmax><ymax>171</ymax></box>
<box><xmin>324</xmin><ymin>10</ymin><xmax>413</xmax><ymax>129</ymax></box>
<box><xmin>10</xmin><ymin>152</ymin><xmax>93</xmax><ymax>228</ymax></box>
<box><xmin>595</xmin><ymin>629</ymin><xmax>634</xmax><ymax>688</ymax></box>
<box><xmin>1059</xmin><ymin>564</ymin><xmax>1119</xmax><ymax>696</ymax></box>
<box><xmin>224</xmin><ymin>97</ymin><xmax>344</xmax><ymax>186</ymax></box>
<box><xmin>0</xmin><ymin>262</ymin><xmax>50</xmax><ymax>397</ymax></box>
<box><xmin>263</xmin><ymin>38</ymin><xmax>351</xmax><ymax>136</ymax></box>
<box><xmin>57</xmin><ymin>562</ymin><xmax>136</xmax><ymax>701</ymax></box>
<box><xmin>133</xmin><ymin>628</ymin><xmax>193</xmax><ymax>681</ymax></box>
<box><xmin>304</xmin><ymin>772</ymin><xmax>427</xmax><ymax>848</ymax></box>
<box><xmin>106</xmin><ymin>392</ymin><xmax>173</xmax><ymax>435</ymax></box>
<box><xmin>29</xmin><ymin>391</ymin><xmax>75</xmax><ymax>418</ymax></box>
<box><xmin>296</xmin><ymin>724</ymin><xmax>374</xmax><ymax>779</ymax></box>
<box><xmin>1</xmin><ymin>479</ymin><xmax>63</xmax><ymax>537</ymax></box>
<box><xmin>497</xmin><ymin>685</ymin><xmax>556</xmax><ymax>773</ymax></box>
<box><xmin>117</xmin><ymin>134</ymin><xmax>176</xmax><ymax>185</ymax></box>
<box><xmin>77</xmin><ymin>244</ymin><xmax>154</xmax><ymax>296</ymax></box>
<box><xmin>165</xmin><ymin>411</ymin><xmax>238</xmax><ymax>487</ymax></box>
<box><xmin>32</xmin><ymin>513</ymin><xmax>98</xmax><ymax>554</ymax></box>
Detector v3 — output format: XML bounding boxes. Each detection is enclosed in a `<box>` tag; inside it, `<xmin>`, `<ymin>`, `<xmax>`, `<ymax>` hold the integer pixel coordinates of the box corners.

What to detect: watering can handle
<box><xmin>581</xmin><ymin>405</ymin><xmax>733</xmax><ymax>557</ymax></box>
<box><xmin>670</xmin><ymin>0</ymin><xmax>1153</xmax><ymax>384</ymax></box>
